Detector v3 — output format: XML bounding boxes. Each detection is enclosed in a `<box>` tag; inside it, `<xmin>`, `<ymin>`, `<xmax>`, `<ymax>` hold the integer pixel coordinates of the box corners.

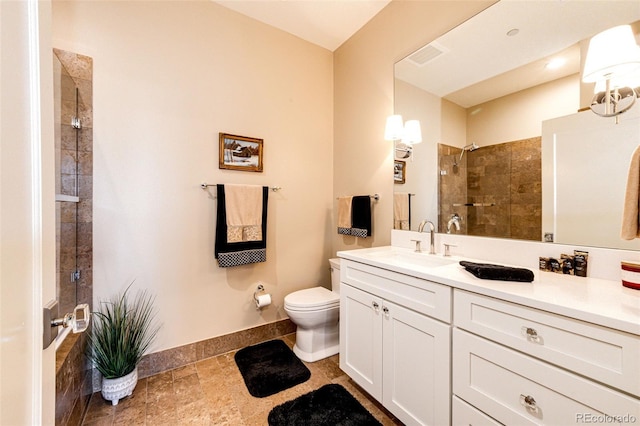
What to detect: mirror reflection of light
<box><xmin>545</xmin><ymin>58</ymin><xmax>566</xmax><ymax>70</ymax></box>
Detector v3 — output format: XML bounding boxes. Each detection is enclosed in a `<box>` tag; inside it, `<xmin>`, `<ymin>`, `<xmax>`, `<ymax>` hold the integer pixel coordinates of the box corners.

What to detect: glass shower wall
<box><xmin>53</xmin><ymin>48</ymin><xmax>93</xmax><ymax>426</ymax></box>
<box><xmin>54</xmin><ymin>54</ymin><xmax>79</xmax><ymax>319</ymax></box>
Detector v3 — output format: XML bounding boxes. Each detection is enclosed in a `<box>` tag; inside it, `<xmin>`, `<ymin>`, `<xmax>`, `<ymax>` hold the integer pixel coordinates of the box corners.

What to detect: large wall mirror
<box><xmin>393</xmin><ymin>0</ymin><xmax>640</xmax><ymax>251</ymax></box>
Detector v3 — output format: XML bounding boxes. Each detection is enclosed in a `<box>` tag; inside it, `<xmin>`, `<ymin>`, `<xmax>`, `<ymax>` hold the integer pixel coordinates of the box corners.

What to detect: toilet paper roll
<box><xmin>255</xmin><ymin>293</ymin><xmax>272</xmax><ymax>308</ymax></box>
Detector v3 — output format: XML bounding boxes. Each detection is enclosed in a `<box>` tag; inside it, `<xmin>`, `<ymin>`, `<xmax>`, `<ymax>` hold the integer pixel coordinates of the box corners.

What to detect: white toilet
<box><xmin>284</xmin><ymin>258</ymin><xmax>341</xmax><ymax>362</ymax></box>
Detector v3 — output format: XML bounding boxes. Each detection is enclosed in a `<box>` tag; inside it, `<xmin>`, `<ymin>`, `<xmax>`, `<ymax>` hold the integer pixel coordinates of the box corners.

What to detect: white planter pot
<box><xmin>101</xmin><ymin>367</ymin><xmax>138</xmax><ymax>406</ymax></box>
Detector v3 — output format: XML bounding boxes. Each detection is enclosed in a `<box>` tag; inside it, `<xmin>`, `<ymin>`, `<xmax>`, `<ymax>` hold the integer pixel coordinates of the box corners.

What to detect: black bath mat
<box><xmin>234</xmin><ymin>339</ymin><xmax>310</xmax><ymax>398</ymax></box>
<box><xmin>268</xmin><ymin>384</ymin><xmax>382</xmax><ymax>426</ymax></box>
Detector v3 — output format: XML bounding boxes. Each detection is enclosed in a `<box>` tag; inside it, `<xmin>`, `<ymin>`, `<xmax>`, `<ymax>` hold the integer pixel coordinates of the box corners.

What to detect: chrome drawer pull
<box><xmin>520</xmin><ymin>394</ymin><xmax>539</xmax><ymax>413</ymax></box>
<box><xmin>382</xmin><ymin>306</ymin><xmax>390</xmax><ymax>318</ymax></box>
<box><xmin>521</xmin><ymin>326</ymin><xmax>541</xmax><ymax>343</ymax></box>
<box><xmin>372</xmin><ymin>301</ymin><xmax>380</xmax><ymax>313</ymax></box>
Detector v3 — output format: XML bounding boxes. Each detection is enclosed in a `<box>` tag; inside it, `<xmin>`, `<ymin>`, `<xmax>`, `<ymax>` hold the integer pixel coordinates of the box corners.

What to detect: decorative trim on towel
<box><xmin>350</xmin><ymin>228</ymin><xmax>368</xmax><ymax>237</ymax></box>
<box><xmin>218</xmin><ymin>249</ymin><xmax>266</xmax><ymax>268</ymax></box>
<box><xmin>228</xmin><ymin>225</ymin><xmax>262</xmax><ymax>243</ymax></box>
<box><xmin>394</xmin><ymin>220</ymin><xmax>410</xmax><ymax>230</ymax></box>
<box><xmin>338</xmin><ymin>227</ymin><xmax>351</xmax><ymax>235</ymax></box>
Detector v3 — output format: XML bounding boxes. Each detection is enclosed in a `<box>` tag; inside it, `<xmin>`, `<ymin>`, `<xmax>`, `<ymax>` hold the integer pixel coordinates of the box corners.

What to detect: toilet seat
<box><xmin>284</xmin><ymin>287</ymin><xmax>339</xmax><ymax>311</ymax></box>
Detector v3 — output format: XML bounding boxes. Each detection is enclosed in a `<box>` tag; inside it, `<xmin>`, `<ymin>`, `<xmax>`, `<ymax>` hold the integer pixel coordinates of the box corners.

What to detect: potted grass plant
<box><xmin>87</xmin><ymin>284</ymin><xmax>160</xmax><ymax>405</ymax></box>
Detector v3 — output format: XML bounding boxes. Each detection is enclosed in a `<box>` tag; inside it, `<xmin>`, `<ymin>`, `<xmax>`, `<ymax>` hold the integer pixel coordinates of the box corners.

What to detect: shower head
<box><xmin>465</xmin><ymin>142</ymin><xmax>479</xmax><ymax>152</ymax></box>
<box><xmin>459</xmin><ymin>143</ymin><xmax>479</xmax><ymax>161</ymax></box>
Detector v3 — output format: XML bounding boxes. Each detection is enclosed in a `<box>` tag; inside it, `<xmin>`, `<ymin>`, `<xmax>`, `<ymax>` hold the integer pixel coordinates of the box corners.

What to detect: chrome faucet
<box><xmin>447</xmin><ymin>213</ymin><xmax>462</xmax><ymax>234</ymax></box>
<box><xmin>418</xmin><ymin>220</ymin><xmax>436</xmax><ymax>254</ymax></box>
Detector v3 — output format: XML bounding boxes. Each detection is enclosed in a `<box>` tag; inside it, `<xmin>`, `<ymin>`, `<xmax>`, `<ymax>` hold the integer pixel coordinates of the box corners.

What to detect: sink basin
<box><xmin>365</xmin><ymin>249</ymin><xmax>457</xmax><ymax>269</ymax></box>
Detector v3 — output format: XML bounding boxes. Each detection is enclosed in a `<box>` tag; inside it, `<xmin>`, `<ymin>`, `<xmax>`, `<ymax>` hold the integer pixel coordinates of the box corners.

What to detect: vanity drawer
<box><xmin>454</xmin><ymin>290</ymin><xmax>640</xmax><ymax>396</ymax></box>
<box><xmin>341</xmin><ymin>260</ymin><xmax>451</xmax><ymax>323</ymax></box>
<box><xmin>453</xmin><ymin>328</ymin><xmax>640</xmax><ymax>425</ymax></box>
<box><xmin>452</xmin><ymin>396</ymin><xmax>503</xmax><ymax>426</ymax></box>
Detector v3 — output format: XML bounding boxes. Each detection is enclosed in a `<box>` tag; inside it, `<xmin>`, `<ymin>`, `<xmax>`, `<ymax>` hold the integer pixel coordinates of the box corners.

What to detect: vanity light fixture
<box><xmin>385</xmin><ymin>115</ymin><xmax>422</xmax><ymax>159</ymax></box>
<box><xmin>582</xmin><ymin>24</ymin><xmax>640</xmax><ymax>122</ymax></box>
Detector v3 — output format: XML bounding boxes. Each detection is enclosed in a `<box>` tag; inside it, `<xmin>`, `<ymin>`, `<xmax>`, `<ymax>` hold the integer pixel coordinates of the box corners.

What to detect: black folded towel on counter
<box><xmin>459</xmin><ymin>261</ymin><xmax>534</xmax><ymax>282</ymax></box>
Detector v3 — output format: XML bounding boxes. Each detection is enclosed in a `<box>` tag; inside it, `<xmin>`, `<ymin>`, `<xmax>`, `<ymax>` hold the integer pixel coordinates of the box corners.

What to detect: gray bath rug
<box><xmin>268</xmin><ymin>383</ymin><xmax>382</xmax><ymax>425</ymax></box>
<box><xmin>234</xmin><ymin>339</ymin><xmax>310</xmax><ymax>398</ymax></box>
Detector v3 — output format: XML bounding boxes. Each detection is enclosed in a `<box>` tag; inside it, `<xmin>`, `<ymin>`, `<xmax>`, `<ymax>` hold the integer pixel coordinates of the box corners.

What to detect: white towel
<box><xmin>225</xmin><ymin>184</ymin><xmax>263</xmax><ymax>242</ymax></box>
<box><xmin>394</xmin><ymin>193</ymin><xmax>410</xmax><ymax>230</ymax></box>
<box><xmin>337</xmin><ymin>196</ymin><xmax>353</xmax><ymax>235</ymax></box>
<box><xmin>621</xmin><ymin>145</ymin><xmax>640</xmax><ymax>240</ymax></box>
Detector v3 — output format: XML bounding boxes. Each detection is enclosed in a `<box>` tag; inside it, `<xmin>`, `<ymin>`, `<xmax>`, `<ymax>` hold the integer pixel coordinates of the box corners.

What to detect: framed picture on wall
<box><xmin>394</xmin><ymin>160</ymin><xmax>406</xmax><ymax>184</ymax></box>
<box><xmin>219</xmin><ymin>133</ymin><xmax>264</xmax><ymax>172</ymax></box>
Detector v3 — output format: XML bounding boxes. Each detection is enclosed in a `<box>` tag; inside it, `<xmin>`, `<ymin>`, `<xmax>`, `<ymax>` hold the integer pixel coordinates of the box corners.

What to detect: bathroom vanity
<box><xmin>338</xmin><ymin>246</ymin><xmax>640</xmax><ymax>426</ymax></box>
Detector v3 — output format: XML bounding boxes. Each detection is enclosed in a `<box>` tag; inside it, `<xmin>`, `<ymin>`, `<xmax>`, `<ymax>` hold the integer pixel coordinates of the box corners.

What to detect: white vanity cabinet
<box><xmin>452</xmin><ymin>290</ymin><xmax>640</xmax><ymax>425</ymax></box>
<box><xmin>339</xmin><ymin>260</ymin><xmax>452</xmax><ymax>426</ymax></box>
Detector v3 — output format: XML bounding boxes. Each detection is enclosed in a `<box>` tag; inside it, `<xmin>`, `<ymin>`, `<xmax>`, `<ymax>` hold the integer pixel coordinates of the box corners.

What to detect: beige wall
<box><xmin>52</xmin><ymin>1</ymin><xmax>334</xmax><ymax>353</ymax></box>
<box><xmin>394</xmin><ymin>79</ymin><xmax>441</xmax><ymax>228</ymax></box>
<box><xmin>333</xmin><ymin>1</ymin><xmax>495</xmax><ymax>251</ymax></box>
<box><xmin>51</xmin><ymin>0</ymin><xmax>495</xmax><ymax>354</ymax></box>
<box><xmin>467</xmin><ymin>73</ymin><xmax>580</xmax><ymax>146</ymax></box>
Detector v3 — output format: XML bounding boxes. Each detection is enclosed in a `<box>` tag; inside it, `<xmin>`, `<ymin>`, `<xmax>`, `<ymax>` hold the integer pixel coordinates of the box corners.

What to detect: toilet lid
<box><xmin>285</xmin><ymin>287</ymin><xmax>339</xmax><ymax>310</ymax></box>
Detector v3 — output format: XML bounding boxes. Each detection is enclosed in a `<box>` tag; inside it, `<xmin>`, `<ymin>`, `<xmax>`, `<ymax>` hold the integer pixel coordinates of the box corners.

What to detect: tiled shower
<box><xmin>438</xmin><ymin>137</ymin><xmax>542</xmax><ymax>241</ymax></box>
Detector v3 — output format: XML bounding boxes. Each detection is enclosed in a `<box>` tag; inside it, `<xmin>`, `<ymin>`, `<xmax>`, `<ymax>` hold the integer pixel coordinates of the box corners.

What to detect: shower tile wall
<box><xmin>508</xmin><ymin>137</ymin><xmax>542</xmax><ymax>241</ymax></box>
<box><xmin>439</xmin><ymin>137</ymin><xmax>541</xmax><ymax>240</ymax></box>
<box><xmin>54</xmin><ymin>48</ymin><xmax>93</xmax><ymax>426</ymax></box>
<box><xmin>438</xmin><ymin>144</ymin><xmax>468</xmax><ymax>234</ymax></box>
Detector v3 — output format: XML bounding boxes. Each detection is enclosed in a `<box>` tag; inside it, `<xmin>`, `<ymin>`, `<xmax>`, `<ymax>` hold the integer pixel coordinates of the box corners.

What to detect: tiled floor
<box><xmin>81</xmin><ymin>334</ymin><xmax>402</xmax><ymax>425</ymax></box>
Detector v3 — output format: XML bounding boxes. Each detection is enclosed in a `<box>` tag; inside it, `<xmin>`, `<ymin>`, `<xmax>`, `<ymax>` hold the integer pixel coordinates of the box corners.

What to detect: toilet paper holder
<box><xmin>253</xmin><ymin>284</ymin><xmax>272</xmax><ymax>310</ymax></box>
<box><xmin>253</xmin><ymin>284</ymin><xmax>265</xmax><ymax>303</ymax></box>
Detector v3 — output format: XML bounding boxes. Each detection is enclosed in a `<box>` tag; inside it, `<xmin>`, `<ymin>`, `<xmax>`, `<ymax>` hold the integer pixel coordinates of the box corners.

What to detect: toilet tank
<box><xmin>329</xmin><ymin>258</ymin><xmax>341</xmax><ymax>294</ymax></box>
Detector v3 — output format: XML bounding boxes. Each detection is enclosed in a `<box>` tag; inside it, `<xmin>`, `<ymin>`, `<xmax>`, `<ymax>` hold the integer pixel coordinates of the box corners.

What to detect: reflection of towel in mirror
<box><xmin>337</xmin><ymin>196</ymin><xmax>352</xmax><ymax>235</ymax></box>
<box><xmin>460</xmin><ymin>261</ymin><xmax>534</xmax><ymax>283</ymax></box>
<box><xmin>394</xmin><ymin>193</ymin><xmax>410</xmax><ymax>230</ymax></box>
<box><xmin>621</xmin><ymin>145</ymin><xmax>640</xmax><ymax>240</ymax></box>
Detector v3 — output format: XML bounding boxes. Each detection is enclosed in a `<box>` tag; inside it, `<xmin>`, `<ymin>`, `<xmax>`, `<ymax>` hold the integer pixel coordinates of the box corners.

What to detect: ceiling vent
<box><xmin>407</xmin><ymin>42</ymin><xmax>448</xmax><ymax>67</ymax></box>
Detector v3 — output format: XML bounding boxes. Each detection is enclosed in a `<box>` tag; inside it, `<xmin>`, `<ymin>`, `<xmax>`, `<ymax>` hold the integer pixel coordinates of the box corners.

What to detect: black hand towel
<box><xmin>350</xmin><ymin>195</ymin><xmax>372</xmax><ymax>237</ymax></box>
<box><xmin>215</xmin><ymin>185</ymin><xmax>268</xmax><ymax>267</ymax></box>
<box><xmin>459</xmin><ymin>261</ymin><xmax>534</xmax><ymax>282</ymax></box>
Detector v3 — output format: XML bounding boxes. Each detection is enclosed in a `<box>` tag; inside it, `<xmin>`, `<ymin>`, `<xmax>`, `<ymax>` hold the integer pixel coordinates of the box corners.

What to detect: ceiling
<box><xmin>395</xmin><ymin>0</ymin><xmax>640</xmax><ymax>108</ymax></box>
<box><xmin>214</xmin><ymin>0</ymin><xmax>391</xmax><ymax>52</ymax></box>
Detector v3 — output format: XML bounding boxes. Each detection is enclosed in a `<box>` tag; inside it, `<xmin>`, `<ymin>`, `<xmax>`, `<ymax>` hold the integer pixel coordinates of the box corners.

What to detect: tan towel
<box><xmin>621</xmin><ymin>145</ymin><xmax>640</xmax><ymax>240</ymax></box>
<box><xmin>225</xmin><ymin>184</ymin><xmax>263</xmax><ymax>242</ymax></box>
<box><xmin>394</xmin><ymin>193</ymin><xmax>410</xmax><ymax>230</ymax></box>
<box><xmin>337</xmin><ymin>196</ymin><xmax>352</xmax><ymax>234</ymax></box>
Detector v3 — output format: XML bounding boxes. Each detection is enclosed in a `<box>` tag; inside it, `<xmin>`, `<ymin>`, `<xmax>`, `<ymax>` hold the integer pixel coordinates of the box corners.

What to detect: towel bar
<box><xmin>336</xmin><ymin>194</ymin><xmax>380</xmax><ymax>201</ymax></box>
<box><xmin>201</xmin><ymin>182</ymin><xmax>282</xmax><ymax>192</ymax></box>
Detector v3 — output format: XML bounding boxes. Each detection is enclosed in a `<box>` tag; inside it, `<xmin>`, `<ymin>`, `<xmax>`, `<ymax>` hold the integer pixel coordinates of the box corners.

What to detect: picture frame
<box><xmin>219</xmin><ymin>133</ymin><xmax>264</xmax><ymax>172</ymax></box>
<box><xmin>394</xmin><ymin>160</ymin><xmax>406</xmax><ymax>184</ymax></box>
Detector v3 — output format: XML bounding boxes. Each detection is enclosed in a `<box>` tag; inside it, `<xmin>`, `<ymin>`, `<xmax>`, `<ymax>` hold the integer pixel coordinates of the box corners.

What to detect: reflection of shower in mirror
<box><xmin>452</xmin><ymin>143</ymin><xmax>480</xmax><ymax>173</ymax></box>
<box><xmin>459</xmin><ymin>143</ymin><xmax>479</xmax><ymax>161</ymax></box>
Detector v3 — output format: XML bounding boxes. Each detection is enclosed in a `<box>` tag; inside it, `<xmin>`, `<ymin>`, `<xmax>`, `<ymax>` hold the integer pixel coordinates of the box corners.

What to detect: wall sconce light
<box><xmin>385</xmin><ymin>115</ymin><xmax>422</xmax><ymax>159</ymax></box>
<box><xmin>582</xmin><ymin>24</ymin><xmax>640</xmax><ymax>122</ymax></box>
